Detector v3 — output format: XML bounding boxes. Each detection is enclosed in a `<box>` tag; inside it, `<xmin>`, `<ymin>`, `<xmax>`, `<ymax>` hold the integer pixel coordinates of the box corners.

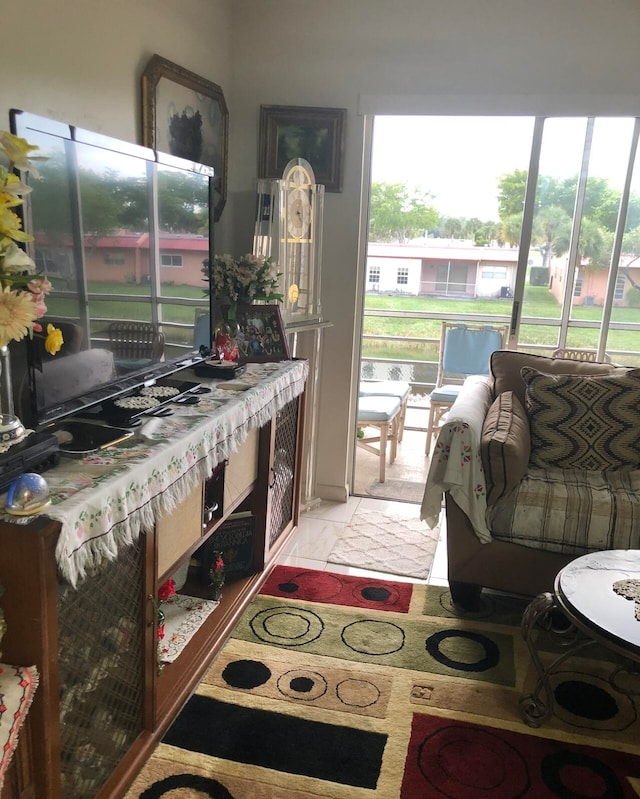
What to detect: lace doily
<box><xmin>612</xmin><ymin>579</ymin><xmax>640</xmax><ymax>620</ymax></box>
<box><xmin>114</xmin><ymin>396</ymin><xmax>159</xmax><ymax>410</ymax></box>
<box><xmin>140</xmin><ymin>386</ymin><xmax>180</xmax><ymax>398</ymax></box>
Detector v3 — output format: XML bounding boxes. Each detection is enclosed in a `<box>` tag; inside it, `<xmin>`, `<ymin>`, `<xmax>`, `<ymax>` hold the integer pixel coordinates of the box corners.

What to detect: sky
<box><xmin>370</xmin><ymin>116</ymin><xmax>637</xmax><ymax>222</ymax></box>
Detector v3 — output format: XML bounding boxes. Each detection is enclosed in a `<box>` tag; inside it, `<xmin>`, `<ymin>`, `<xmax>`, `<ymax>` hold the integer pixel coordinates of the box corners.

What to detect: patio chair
<box><xmin>358</xmin><ymin>379</ymin><xmax>411</xmax><ymax>442</ymax></box>
<box><xmin>108</xmin><ymin>321</ymin><xmax>164</xmax><ymax>371</ymax></box>
<box><xmin>552</xmin><ymin>347</ymin><xmax>611</xmax><ymax>363</ymax></box>
<box><xmin>356</xmin><ymin>395</ymin><xmax>402</xmax><ymax>483</ymax></box>
<box><xmin>425</xmin><ymin>322</ymin><xmax>508</xmax><ymax>455</ymax></box>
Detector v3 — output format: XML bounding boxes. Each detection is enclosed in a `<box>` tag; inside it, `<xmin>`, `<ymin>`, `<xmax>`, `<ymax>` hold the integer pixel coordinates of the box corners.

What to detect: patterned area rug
<box><xmin>327</xmin><ymin>509</ymin><xmax>440</xmax><ymax>579</ymax></box>
<box><xmin>125</xmin><ymin>566</ymin><xmax>640</xmax><ymax>799</ymax></box>
<box><xmin>365</xmin><ymin>479</ymin><xmax>426</xmax><ymax>504</ymax></box>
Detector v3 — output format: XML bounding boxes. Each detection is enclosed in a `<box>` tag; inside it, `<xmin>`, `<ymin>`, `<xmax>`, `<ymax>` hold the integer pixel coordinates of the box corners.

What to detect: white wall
<box><xmin>5</xmin><ymin>0</ymin><xmax>640</xmax><ymax>502</ymax></box>
<box><xmin>2</xmin><ymin>1</ymin><xmax>232</xmax><ymax>143</ymax></box>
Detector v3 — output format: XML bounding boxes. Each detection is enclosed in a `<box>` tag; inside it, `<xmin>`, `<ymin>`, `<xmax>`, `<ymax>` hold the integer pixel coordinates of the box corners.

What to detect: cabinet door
<box><xmin>224</xmin><ymin>428</ymin><xmax>259</xmax><ymax>511</ymax></box>
<box><xmin>56</xmin><ymin>535</ymin><xmax>151</xmax><ymax>799</ymax></box>
<box><xmin>266</xmin><ymin>396</ymin><xmax>303</xmax><ymax>555</ymax></box>
<box><xmin>156</xmin><ymin>483</ymin><xmax>204</xmax><ymax>579</ymax></box>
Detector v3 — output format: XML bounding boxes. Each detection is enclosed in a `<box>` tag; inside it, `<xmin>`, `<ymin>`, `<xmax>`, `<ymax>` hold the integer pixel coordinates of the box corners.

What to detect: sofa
<box><xmin>421</xmin><ymin>350</ymin><xmax>640</xmax><ymax>607</ymax></box>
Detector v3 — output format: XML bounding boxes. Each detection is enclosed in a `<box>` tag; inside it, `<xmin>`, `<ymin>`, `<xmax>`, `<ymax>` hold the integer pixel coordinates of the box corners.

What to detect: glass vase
<box><xmin>213</xmin><ymin>305</ymin><xmax>239</xmax><ymax>362</ymax></box>
<box><xmin>0</xmin><ymin>346</ymin><xmax>15</xmax><ymax>416</ymax></box>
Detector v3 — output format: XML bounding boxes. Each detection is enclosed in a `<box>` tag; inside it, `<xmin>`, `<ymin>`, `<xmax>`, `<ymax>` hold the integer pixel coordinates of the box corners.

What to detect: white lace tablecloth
<box><xmin>2</xmin><ymin>360</ymin><xmax>308</xmax><ymax>587</ymax></box>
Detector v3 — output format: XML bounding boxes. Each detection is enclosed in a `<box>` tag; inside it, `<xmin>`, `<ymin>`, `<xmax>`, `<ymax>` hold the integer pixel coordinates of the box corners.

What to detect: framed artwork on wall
<box><xmin>258</xmin><ymin>105</ymin><xmax>347</xmax><ymax>192</ymax></box>
<box><xmin>141</xmin><ymin>54</ymin><xmax>228</xmax><ymax>221</ymax></box>
<box><xmin>234</xmin><ymin>304</ymin><xmax>290</xmax><ymax>363</ymax></box>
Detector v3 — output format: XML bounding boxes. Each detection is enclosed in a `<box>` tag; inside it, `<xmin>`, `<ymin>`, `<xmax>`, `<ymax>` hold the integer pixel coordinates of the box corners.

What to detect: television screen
<box><xmin>9</xmin><ymin>109</ymin><xmax>214</xmax><ymax>428</ymax></box>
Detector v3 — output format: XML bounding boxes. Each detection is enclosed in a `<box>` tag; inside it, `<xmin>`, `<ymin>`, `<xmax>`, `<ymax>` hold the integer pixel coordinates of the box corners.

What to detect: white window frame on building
<box><xmin>573</xmin><ymin>273</ymin><xmax>584</xmax><ymax>297</ymax></box>
<box><xmin>369</xmin><ymin>265</ymin><xmax>380</xmax><ymax>285</ymax></box>
<box><xmin>396</xmin><ymin>266</ymin><xmax>409</xmax><ymax>285</ymax></box>
<box><xmin>161</xmin><ymin>254</ymin><xmax>183</xmax><ymax>268</ymax></box>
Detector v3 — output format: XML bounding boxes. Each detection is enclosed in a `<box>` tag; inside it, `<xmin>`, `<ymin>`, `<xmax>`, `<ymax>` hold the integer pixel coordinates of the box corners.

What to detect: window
<box><xmin>104</xmin><ymin>253</ymin><xmax>125</xmax><ymax>265</ymax></box>
<box><xmin>369</xmin><ymin>265</ymin><xmax>380</xmax><ymax>284</ymax></box>
<box><xmin>481</xmin><ymin>267</ymin><xmax>507</xmax><ymax>279</ymax></box>
<box><xmin>161</xmin><ymin>254</ymin><xmax>183</xmax><ymax>268</ymax></box>
<box><xmin>573</xmin><ymin>274</ymin><xmax>583</xmax><ymax>297</ymax></box>
<box><xmin>615</xmin><ymin>274</ymin><xmax>626</xmax><ymax>300</ymax></box>
<box><xmin>397</xmin><ymin>267</ymin><xmax>408</xmax><ymax>285</ymax></box>
<box><xmin>435</xmin><ymin>263</ymin><xmax>467</xmax><ymax>293</ymax></box>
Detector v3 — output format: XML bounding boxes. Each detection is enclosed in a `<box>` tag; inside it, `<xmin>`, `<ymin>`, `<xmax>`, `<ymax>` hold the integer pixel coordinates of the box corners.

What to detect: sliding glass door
<box><xmin>514</xmin><ymin>116</ymin><xmax>640</xmax><ymax>363</ymax></box>
<box><xmin>363</xmin><ymin>113</ymin><xmax>640</xmax><ymax>394</ymax></box>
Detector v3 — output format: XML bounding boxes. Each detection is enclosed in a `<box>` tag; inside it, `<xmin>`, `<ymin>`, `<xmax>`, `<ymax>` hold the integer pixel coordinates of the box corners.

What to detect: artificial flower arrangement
<box><xmin>208</xmin><ymin>551</ymin><xmax>225</xmax><ymax>599</ymax></box>
<box><xmin>157</xmin><ymin>577</ymin><xmax>177</xmax><ymax>641</ymax></box>
<box><xmin>0</xmin><ymin>131</ymin><xmax>62</xmax><ymax>354</ymax></box>
<box><xmin>202</xmin><ymin>253</ymin><xmax>284</xmax><ymax>317</ymax></box>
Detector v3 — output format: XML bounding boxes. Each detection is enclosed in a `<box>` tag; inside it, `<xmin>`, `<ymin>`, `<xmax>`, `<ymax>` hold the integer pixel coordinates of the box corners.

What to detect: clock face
<box><xmin>287</xmin><ymin>188</ymin><xmax>311</xmax><ymax>240</ymax></box>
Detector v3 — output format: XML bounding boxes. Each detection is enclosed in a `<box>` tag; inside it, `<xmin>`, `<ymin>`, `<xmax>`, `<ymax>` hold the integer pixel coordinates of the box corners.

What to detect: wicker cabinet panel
<box><xmin>269</xmin><ymin>397</ymin><xmax>300</xmax><ymax>549</ymax></box>
<box><xmin>57</xmin><ymin>539</ymin><xmax>146</xmax><ymax>799</ymax></box>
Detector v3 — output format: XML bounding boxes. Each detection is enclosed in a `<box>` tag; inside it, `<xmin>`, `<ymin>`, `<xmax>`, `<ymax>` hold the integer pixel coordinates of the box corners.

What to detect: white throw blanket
<box><xmin>420</xmin><ymin>376</ymin><xmax>493</xmax><ymax>543</ymax></box>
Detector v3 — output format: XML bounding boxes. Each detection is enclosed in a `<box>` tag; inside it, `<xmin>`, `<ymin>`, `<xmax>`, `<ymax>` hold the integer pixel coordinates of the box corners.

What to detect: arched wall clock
<box><xmin>253</xmin><ymin>157</ymin><xmax>325</xmax><ymax>323</ymax></box>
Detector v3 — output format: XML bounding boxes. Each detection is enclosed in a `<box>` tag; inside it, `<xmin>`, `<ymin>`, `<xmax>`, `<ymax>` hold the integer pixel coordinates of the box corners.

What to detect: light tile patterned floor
<box><xmin>277</xmin><ymin>496</ymin><xmax>448</xmax><ymax>587</ymax></box>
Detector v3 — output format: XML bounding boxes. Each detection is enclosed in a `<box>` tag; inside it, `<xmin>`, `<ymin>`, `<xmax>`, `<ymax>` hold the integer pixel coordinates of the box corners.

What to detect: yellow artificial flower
<box><xmin>0</xmin><ymin>189</ymin><xmax>23</xmax><ymax>208</ymax></box>
<box><xmin>0</xmin><ymin>286</ymin><xmax>36</xmax><ymax>348</ymax></box>
<box><xmin>0</xmin><ymin>204</ymin><xmax>32</xmax><ymax>243</ymax></box>
<box><xmin>0</xmin><ymin>132</ymin><xmax>44</xmax><ymax>177</ymax></box>
<box><xmin>44</xmin><ymin>323</ymin><xmax>63</xmax><ymax>355</ymax></box>
<box><xmin>1</xmin><ymin>173</ymin><xmax>31</xmax><ymax>197</ymax></box>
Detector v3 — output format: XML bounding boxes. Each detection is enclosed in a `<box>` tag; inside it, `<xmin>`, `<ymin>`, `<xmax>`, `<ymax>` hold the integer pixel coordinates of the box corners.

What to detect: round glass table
<box><xmin>519</xmin><ymin>550</ymin><xmax>640</xmax><ymax>727</ymax></box>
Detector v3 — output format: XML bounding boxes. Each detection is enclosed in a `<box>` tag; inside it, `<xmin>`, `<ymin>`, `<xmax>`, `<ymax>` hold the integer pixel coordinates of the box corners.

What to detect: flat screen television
<box><xmin>9</xmin><ymin>109</ymin><xmax>215</xmax><ymax>430</ymax></box>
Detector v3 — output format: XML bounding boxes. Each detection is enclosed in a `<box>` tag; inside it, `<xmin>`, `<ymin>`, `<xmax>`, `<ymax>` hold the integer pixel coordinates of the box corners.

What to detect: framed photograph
<box><xmin>258</xmin><ymin>105</ymin><xmax>347</xmax><ymax>192</ymax></box>
<box><xmin>235</xmin><ymin>304</ymin><xmax>291</xmax><ymax>363</ymax></box>
<box><xmin>141</xmin><ymin>54</ymin><xmax>228</xmax><ymax>221</ymax></box>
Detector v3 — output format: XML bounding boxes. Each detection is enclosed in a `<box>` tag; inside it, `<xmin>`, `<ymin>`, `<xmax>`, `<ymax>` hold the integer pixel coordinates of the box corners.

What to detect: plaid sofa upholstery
<box><xmin>488</xmin><ymin>466</ymin><xmax>640</xmax><ymax>555</ymax></box>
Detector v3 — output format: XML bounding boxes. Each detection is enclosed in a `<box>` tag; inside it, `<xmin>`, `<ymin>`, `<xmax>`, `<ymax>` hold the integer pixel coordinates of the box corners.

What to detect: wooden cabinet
<box><xmin>0</xmin><ymin>391</ymin><xmax>304</xmax><ymax>799</ymax></box>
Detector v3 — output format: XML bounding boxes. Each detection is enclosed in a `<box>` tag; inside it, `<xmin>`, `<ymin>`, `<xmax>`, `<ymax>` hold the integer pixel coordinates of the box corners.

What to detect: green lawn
<box><xmin>362</xmin><ymin>286</ymin><xmax>640</xmax><ymax>363</ymax></box>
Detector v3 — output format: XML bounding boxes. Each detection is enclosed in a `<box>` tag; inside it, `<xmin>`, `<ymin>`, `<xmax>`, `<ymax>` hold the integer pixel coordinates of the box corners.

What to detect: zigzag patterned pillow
<box><xmin>522</xmin><ymin>366</ymin><xmax>640</xmax><ymax>471</ymax></box>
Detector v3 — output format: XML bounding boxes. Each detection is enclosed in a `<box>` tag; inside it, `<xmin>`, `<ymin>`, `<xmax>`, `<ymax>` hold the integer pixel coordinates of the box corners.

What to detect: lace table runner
<box><xmin>1</xmin><ymin>360</ymin><xmax>308</xmax><ymax>587</ymax></box>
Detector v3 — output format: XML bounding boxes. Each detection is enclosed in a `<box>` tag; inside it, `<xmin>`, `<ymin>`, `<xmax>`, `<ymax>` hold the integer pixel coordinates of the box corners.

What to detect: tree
<box><xmin>497</xmin><ymin>169</ymin><xmax>527</xmax><ymax>219</ymax></box>
<box><xmin>369</xmin><ymin>182</ymin><xmax>438</xmax><ymax>243</ymax></box>
<box><xmin>533</xmin><ymin>206</ymin><xmax>571</xmax><ymax>267</ymax></box>
<box><xmin>552</xmin><ymin>217</ymin><xmax>609</xmax><ymax>268</ymax></box>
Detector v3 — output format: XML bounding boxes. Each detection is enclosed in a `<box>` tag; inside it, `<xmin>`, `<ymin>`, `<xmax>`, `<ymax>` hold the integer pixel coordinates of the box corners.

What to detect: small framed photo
<box><xmin>258</xmin><ymin>105</ymin><xmax>347</xmax><ymax>192</ymax></box>
<box><xmin>235</xmin><ymin>304</ymin><xmax>290</xmax><ymax>363</ymax></box>
<box><xmin>141</xmin><ymin>54</ymin><xmax>229</xmax><ymax>221</ymax></box>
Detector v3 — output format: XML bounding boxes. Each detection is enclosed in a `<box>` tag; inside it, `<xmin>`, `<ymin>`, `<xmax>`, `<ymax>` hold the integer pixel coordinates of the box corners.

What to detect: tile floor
<box><xmin>277</xmin><ymin>496</ymin><xmax>448</xmax><ymax>588</ymax></box>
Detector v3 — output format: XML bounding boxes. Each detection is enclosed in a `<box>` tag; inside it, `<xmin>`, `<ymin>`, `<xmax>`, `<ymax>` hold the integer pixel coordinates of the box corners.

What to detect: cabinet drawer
<box><xmin>157</xmin><ymin>483</ymin><xmax>203</xmax><ymax>577</ymax></box>
<box><xmin>224</xmin><ymin>428</ymin><xmax>259</xmax><ymax>510</ymax></box>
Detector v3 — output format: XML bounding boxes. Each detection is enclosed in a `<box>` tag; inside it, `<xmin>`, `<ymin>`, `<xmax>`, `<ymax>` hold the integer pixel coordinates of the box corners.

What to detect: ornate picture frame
<box><xmin>235</xmin><ymin>304</ymin><xmax>290</xmax><ymax>363</ymax></box>
<box><xmin>258</xmin><ymin>105</ymin><xmax>347</xmax><ymax>192</ymax></box>
<box><xmin>141</xmin><ymin>54</ymin><xmax>228</xmax><ymax>221</ymax></box>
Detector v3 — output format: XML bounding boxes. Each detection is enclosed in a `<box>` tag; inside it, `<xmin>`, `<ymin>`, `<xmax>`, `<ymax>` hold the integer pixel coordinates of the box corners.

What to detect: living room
<box><xmin>6</xmin><ymin>0</ymin><xmax>640</xmax><ymax>507</ymax></box>
<box><xmin>4</xmin><ymin>2</ymin><xmax>640</xmax><ymax>797</ymax></box>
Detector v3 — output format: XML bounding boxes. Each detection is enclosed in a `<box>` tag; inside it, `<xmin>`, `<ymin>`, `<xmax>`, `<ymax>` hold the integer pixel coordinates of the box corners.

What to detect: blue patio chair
<box><xmin>358</xmin><ymin>379</ymin><xmax>411</xmax><ymax>442</ymax></box>
<box><xmin>425</xmin><ymin>322</ymin><xmax>508</xmax><ymax>455</ymax></box>
<box><xmin>193</xmin><ymin>312</ymin><xmax>211</xmax><ymax>351</ymax></box>
<box><xmin>356</xmin><ymin>394</ymin><xmax>402</xmax><ymax>483</ymax></box>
